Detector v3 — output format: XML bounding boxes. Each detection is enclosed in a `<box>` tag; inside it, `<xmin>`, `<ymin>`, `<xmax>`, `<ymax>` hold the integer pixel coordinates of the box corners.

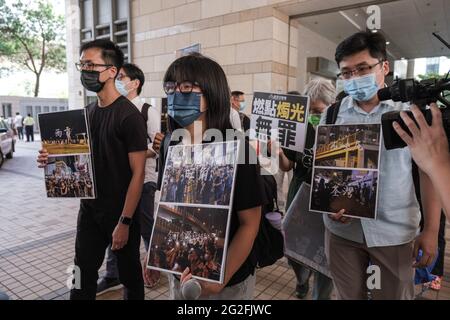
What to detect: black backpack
<box><xmin>251</xmin><ymin>174</ymin><xmax>285</xmax><ymax>268</ymax></box>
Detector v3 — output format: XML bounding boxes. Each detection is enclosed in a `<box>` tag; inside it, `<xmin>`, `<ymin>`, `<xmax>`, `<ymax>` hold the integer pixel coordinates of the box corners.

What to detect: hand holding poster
<box><xmin>147</xmin><ymin>141</ymin><xmax>240</xmax><ymax>284</ymax></box>
<box><xmin>38</xmin><ymin>109</ymin><xmax>96</xmax><ymax>199</ymax></box>
<box><xmin>250</xmin><ymin>92</ymin><xmax>309</xmax><ymax>153</ymax></box>
<box><xmin>309</xmin><ymin>124</ymin><xmax>382</xmax><ymax>219</ymax></box>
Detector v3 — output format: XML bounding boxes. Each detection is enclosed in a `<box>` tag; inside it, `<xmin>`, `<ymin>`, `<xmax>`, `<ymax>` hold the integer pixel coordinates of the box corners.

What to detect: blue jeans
<box><xmin>288</xmin><ymin>258</ymin><xmax>333</xmax><ymax>300</ymax></box>
<box><xmin>105</xmin><ymin>182</ymin><xmax>156</xmax><ymax>279</ymax></box>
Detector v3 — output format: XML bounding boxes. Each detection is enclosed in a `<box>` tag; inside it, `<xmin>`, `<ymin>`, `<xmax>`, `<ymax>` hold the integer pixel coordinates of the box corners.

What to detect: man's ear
<box><xmin>383</xmin><ymin>60</ymin><xmax>390</xmax><ymax>76</ymax></box>
<box><xmin>109</xmin><ymin>66</ymin><xmax>118</xmax><ymax>79</ymax></box>
<box><xmin>133</xmin><ymin>79</ymin><xmax>140</xmax><ymax>91</ymax></box>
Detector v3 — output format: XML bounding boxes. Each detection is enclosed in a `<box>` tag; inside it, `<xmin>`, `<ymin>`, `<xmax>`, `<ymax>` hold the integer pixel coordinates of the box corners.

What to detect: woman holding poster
<box><xmin>148</xmin><ymin>53</ymin><xmax>264</xmax><ymax>300</ymax></box>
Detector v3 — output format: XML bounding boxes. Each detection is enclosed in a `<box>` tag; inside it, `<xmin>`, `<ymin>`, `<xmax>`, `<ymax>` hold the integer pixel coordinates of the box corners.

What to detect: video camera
<box><xmin>380</xmin><ymin>32</ymin><xmax>450</xmax><ymax>150</ymax></box>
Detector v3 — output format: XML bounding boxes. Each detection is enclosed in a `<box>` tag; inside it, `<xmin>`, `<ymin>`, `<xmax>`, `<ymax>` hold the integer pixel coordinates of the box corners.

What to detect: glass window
<box><xmin>1</xmin><ymin>103</ymin><xmax>12</xmax><ymax>118</ymax></box>
<box><xmin>59</xmin><ymin>106</ymin><xmax>66</xmax><ymax>111</ymax></box>
<box><xmin>97</xmin><ymin>0</ymin><xmax>111</xmax><ymax>25</ymax></box>
<box><xmin>82</xmin><ymin>0</ymin><xmax>93</xmax><ymax>29</ymax></box>
<box><xmin>44</xmin><ymin>106</ymin><xmax>49</xmax><ymax>113</ymax></box>
<box><xmin>52</xmin><ymin>106</ymin><xmax>58</xmax><ymax>112</ymax></box>
<box><xmin>116</xmin><ymin>0</ymin><xmax>128</xmax><ymax>20</ymax></box>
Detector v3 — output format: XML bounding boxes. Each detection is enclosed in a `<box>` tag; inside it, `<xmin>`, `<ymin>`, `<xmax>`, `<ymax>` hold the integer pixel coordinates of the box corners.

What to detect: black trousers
<box><xmin>70</xmin><ymin>202</ymin><xmax>144</xmax><ymax>300</ymax></box>
<box><xmin>25</xmin><ymin>125</ymin><xmax>34</xmax><ymax>141</ymax></box>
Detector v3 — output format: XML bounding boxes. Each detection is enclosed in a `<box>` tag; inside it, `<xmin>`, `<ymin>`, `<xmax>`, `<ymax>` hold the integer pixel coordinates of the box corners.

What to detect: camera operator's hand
<box><xmin>328</xmin><ymin>209</ymin><xmax>351</xmax><ymax>224</ymax></box>
<box><xmin>392</xmin><ymin>103</ymin><xmax>450</xmax><ymax>176</ymax></box>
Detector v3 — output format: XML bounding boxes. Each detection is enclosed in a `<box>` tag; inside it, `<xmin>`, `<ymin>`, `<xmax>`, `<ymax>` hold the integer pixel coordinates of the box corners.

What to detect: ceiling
<box><xmin>290</xmin><ymin>0</ymin><xmax>450</xmax><ymax>60</ymax></box>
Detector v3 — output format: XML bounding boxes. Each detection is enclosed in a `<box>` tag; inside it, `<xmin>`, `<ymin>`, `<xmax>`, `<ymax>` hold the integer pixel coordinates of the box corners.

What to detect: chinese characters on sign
<box><xmin>250</xmin><ymin>92</ymin><xmax>309</xmax><ymax>152</ymax></box>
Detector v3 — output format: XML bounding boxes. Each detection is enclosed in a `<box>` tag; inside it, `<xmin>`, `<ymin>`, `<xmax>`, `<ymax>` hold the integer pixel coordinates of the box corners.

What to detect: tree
<box><xmin>0</xmin><ymin>0</ymin><xmax>66</xmax><ymax>97</ymax></box>
<box><xmin>417</xmin><ymin>72</ymin><xmax>446</xmax><ymax>81</ymax></box>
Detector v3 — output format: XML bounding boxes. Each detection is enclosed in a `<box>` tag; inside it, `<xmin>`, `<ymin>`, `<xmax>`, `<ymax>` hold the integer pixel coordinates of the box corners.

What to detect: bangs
<box><xmin>163</xmin><ymin>54</ymin><xmax>207</xmax><ymax>86</ymax></box>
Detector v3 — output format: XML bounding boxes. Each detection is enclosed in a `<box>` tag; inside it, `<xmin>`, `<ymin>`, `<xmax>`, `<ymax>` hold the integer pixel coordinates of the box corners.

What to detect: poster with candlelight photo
<box><xmin>147</xmin><ymin>140</ymin><xmax>240</xmax><ymax>284</ymax></box>
<box><xmin>309</xmin><ymin>124</ymin><xmax>382</xmax><ymax>220</ymax></box>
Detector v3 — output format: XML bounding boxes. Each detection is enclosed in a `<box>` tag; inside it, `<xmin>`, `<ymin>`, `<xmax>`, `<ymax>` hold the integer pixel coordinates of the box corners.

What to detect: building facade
<box><xmin>64</xmin><ymin>0</ymin><xmax>385</xmax><ymax>111</ymax></box>
<box><xmin>0</xmin><ymin>96</ymin><xmax>69</xmax><ymax>132</ymax></box>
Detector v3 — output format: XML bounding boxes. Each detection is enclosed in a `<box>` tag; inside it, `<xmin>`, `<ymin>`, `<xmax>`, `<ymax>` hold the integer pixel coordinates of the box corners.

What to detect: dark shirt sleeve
<box><xmin>233</xmin><ymin>141</ymin><xmax>264</xmax><ymax>212</ymax></box>
<box><xmin>121</xmin><ymin>113</ymin><xmax>148</xmax><ymax>153</ymax></box>
<box><xmin>243</xmin><ymin>115</ymin><xmax>251</xmax><ymax>132</ymax></box>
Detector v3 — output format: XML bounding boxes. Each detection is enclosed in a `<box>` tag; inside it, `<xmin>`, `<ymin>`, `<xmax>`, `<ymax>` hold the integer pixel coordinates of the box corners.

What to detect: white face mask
<box><xmin>115</xmin><ymin>79</ymin><xmax>131</xmax><ymax>96</ymax></box>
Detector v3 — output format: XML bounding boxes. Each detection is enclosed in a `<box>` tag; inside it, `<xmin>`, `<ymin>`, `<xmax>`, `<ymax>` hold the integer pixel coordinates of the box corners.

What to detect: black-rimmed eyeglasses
<box><xmin>163</xmin><ymin>81</ymin><xmax>200</xmax><ymax>95</ymax></box>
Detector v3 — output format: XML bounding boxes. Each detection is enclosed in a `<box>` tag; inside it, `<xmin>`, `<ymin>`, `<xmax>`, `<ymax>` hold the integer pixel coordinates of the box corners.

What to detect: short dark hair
<box><xmin>80</xmin><ymin>39</ymin><xmax>124</xmax><ymax>78</ymax></box>
<box><xmin>122</xmin><ymin>63</ymin><xmax>145</xmax><ymax>95</ymax></box>
<box><xmin>335</xmin><ymin>31</ymin><xmax>387</xmax><ymax>66</ymax></box>
<box><xmin>164</xmin><ymin>53</ymin><xmax>232</xmax><ymax>133</ymax></box>
<box><xmin>231</xmin><ymin>91</ymin><xmax>244</xmax><ymax>97</ymax></box>
<box><xmin>16</xmin><ymin>112</ymin><xmax>19</xmax><ymax>115</ymax></box>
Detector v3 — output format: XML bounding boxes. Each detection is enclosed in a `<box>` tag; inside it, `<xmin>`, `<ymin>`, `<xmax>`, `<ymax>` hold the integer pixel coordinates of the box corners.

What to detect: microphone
<box><xmin>181</xmin><ymin>278</ymin><xmax>202</xmax><ymax>300</ymax></box>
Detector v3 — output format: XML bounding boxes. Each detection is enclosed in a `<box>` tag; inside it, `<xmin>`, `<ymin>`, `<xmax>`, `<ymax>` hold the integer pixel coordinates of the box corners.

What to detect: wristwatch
<box><xmin>119</xmin><ymin>216</ymin><xmax>132</xmax><ymax>226</ymax></box>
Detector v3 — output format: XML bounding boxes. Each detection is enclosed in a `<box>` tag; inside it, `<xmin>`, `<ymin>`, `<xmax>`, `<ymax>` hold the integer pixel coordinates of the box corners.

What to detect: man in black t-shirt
<box><xmin>38</xmin><ymin>39</ymin><xmax>147</xmax><ymax>300</ymax></box>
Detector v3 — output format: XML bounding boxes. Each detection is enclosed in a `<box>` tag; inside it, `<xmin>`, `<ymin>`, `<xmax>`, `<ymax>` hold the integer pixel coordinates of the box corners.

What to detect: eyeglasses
<box><xmin>337</xmin><ymin>61</ymin><xmax>384</xmax><ymax>79</ymax></box>
<box><xmin>163</xmin><ymin>81</ymin><xmax>200</xmax><ymax>95</ymax></box>
<box><xmin>116</xmin><ymin>73</ymin><xmax>129</xmax><ymax>81</ymax></box>
<box><xmin>75</xmin><ymin>62</ymin><xmax>113</xmax><ymax>71</ymax></box>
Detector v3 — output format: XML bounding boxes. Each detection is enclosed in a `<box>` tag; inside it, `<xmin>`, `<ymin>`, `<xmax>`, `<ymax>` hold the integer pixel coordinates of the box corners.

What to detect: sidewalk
<box><xmin>0</xmin><ymin>138</ymin><xmax>449</xmax><ymax>300</ymax></box>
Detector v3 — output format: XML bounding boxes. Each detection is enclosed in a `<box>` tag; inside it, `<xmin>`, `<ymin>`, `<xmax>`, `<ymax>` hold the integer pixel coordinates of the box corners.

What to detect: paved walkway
<box><xmin>0</xmin><ymin>137</ymin><xmax>449</xmax><ymax>300</ymax></box>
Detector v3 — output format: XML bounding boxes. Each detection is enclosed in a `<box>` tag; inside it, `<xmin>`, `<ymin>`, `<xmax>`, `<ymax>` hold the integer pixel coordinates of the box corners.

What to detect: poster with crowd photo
<box><xmin>283</xmin><ymin>183</ymin><xmax>331</xmax><ymax>278</ymax></box>
<box><xmin>44</xmin><ymin>155</ymin><xmax>95</xmax><ymax>198</ymax></box>
<box><xmin>147</xmin><ymin>140</ymin><xmax>240</xmax><ymax>284</ymax></box>
<box><xmin>309</xmin><ymin>124</ymin><xmax>382</xmax><ymax>220</ymax></box>
<box><xmin>249</xmin><ymin>92</ymin><xmax>310</xmax><ymax>153</ymax></box>
<box><xmin>38</xmin><ymin>109</ymin><xmax>96</xmax><ymax>199</ymax></box>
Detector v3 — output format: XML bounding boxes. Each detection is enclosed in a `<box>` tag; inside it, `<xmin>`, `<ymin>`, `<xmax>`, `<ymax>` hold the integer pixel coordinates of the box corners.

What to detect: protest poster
<box><xmin>147</xmin><ymin>140</ymin><xmax>240</xmax><ymax>284</ymax></box>
<box><xmin>38</xmin><ymin>109</ymin><xmax>96</xmax><ymax>199</ymax></box>
<box><xmin>250</xmin><ymin>92</ymin><xmax>309</xmax><ymax>153</ymax></box>
<box><xmin>283</xmin><ymin>183</ymin><xmax>331</xmax><ymax>278</ymax></box>
<box><xmin>310</xmin><ymin>124</ymin><xmax>382</xmax><ymax>219</ymax></box>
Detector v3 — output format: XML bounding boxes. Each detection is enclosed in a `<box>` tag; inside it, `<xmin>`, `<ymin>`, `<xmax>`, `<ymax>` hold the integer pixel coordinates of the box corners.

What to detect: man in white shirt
<box><xmin>230</xmin><ymin>106</ymin><xmax>242</xmax><ymax>131</ymax></box>
<box><xmin>97</xmin><ymin>63</ymin><xmax>161</xmax><ymax>294</ymax></box>
<box><xmin>231</xmin><ymin>91</ymin><xmax>251</xmax><ymax>132</ymax></box>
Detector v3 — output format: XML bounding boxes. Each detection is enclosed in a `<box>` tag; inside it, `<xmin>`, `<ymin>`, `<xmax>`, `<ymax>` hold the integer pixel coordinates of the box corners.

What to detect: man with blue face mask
<box><xmin>231</xmin><ymin>91</ymin><xmax>250</xmax><ymax>132</ymax></box>
<box><xmin>321</xmin><ymin>31</ymin><xmax>441</xmax><ymax>300</ymax></box>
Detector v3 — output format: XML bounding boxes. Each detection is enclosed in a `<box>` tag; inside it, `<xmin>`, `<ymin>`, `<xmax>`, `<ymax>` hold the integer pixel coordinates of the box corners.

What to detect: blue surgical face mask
<box><xmin>239</xmin><ymin>101</ymin><xmax>246</xmax><ymax>112</ymax></box>
<box><xmin>342</xmin><ymin>73</ymin><xmax>379</xmax><ymax>102</ymax></box>
<box><xmin>168</xmin><ymin>92</ymin><xmax>203</xmax><ymax>127</ymax></box>
<box><xmin>115</xmin><ymin>79</ymin><xmax>129</xmax><ymax>96</ymax></box>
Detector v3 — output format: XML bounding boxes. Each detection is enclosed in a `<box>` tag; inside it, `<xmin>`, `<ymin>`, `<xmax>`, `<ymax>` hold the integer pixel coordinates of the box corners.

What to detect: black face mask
<box><xmin>80</xmin><ymin>69</ymin><xmax>109</xmax><ymax>92</ymax></box>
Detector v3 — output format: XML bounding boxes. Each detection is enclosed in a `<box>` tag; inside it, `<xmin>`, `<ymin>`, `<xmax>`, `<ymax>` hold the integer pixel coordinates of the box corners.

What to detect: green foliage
<box><xmin>0</xmin><ymin>0</ymin><xmax>66</xmax><ymax>96</ymax></box>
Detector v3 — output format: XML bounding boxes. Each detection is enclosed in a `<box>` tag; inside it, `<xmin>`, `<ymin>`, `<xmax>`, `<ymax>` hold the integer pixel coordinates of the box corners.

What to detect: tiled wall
<box><xmin>130</xmin><ymin>0</ymin><xmax>299</xmax><ymax>112</ymax></box>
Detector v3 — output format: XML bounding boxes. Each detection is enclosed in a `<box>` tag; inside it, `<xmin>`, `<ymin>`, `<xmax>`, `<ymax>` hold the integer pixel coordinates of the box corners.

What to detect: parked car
<box><xmin>0</xmin><ymin>118</ymin><xmax>15</xmax><ymax>168</ymax></box>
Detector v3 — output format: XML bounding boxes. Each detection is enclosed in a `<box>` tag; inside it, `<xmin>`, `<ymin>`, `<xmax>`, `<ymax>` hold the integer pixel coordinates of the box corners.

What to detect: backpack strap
<box><xmin>141</xmin><ymin>103</ymin><xmax>151</xmax><ymax>123</ymax></box>
<box><xmin>157</xmin><ymin>132</ymin><xmax>173</xmax><ymax>189</ymax></box>
<box><xmin>326</xmin><ymin>92</ymin><xmax>347</xmax><ymax>124</ymax></box>
<box><xmin>326</xmin><ymin>101</ymin><xmax>340</xmax><ymax>125</ymax></box>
